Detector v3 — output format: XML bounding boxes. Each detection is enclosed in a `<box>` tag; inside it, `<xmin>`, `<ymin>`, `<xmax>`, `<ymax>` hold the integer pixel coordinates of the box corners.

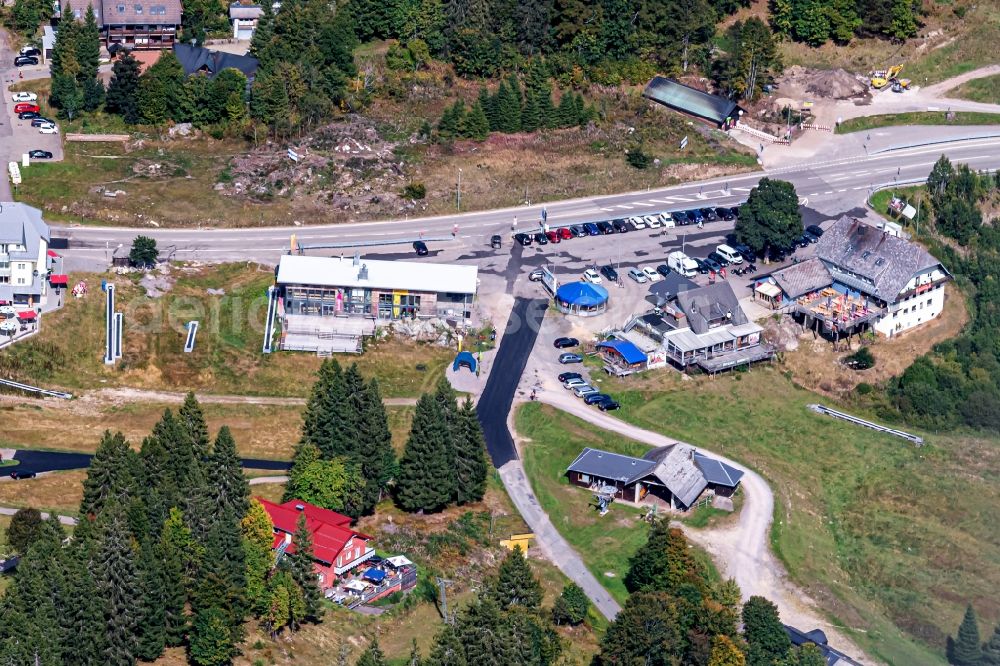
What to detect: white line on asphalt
<box><xmin>649</xmin><ymin>199</ymin><xmax>670</xmax><ymax>204</ymax></box>
<box><xmin>601</xmin><ymin>207</ymin><xmax>616</xmax><ymax>212</ymax></box>
<box><xmin>733</xmin><ymin>187</ymin><xmax>751</xmax><ymax>192</ymax></box>
<box><xmin>824</xmin><ymin>191</ymin><xmax>834</xmax><ymax>194</ymax></box>
<box><xmin>809</xmin><ymin>192</ymin><xmax>820</xmax><ymax>196</ymax></box>
<box><xmin>616</xmin><ymin>204</ymin><xmax>634</xmax><ymax>209</ymax></box>
<box><xmin>853</xmin><ymin>186</ymin><xmax>867</xmax><ymax>190</ymax></box>
<box><xmin>634</xmin><ymin>202</ymin><xmax>654</xmax><ymax>207</ymax></box>
<box><xmin>838</xmin><ymin>189</ymin><xmax>847</xmax><ymax>192</ymax></box>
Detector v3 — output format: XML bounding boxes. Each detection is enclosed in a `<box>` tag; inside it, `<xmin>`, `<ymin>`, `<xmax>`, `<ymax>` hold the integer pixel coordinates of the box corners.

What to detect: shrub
<box><xmin>403</xmin><ymin>182</ymin><xmax>427</xmax><ymax>200</ymax></box>
<box><xmin>626</xmin><ymin>146</ymin><xmax>652</xmax><ymax>170</ymax></box>
<box><xmin>845</xmin><ymin>347</ymin><xmax>875</xmax><ymax>370</ymax></box>
<box><xmin>855</xmin><ymin>382</ymin><xmax>874</xmax><ymax>395</ymax></box>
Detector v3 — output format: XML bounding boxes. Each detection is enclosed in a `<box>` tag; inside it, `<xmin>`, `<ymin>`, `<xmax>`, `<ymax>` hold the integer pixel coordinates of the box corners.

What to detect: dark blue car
<box><xmin>584</xmin><ymin>222</ymin><xmax>600</xmax><ymax>236</ymax></box>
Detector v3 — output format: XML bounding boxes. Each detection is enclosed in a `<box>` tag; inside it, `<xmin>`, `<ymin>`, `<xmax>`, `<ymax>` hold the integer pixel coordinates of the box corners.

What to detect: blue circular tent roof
<box><xmin>556</xmin><ymin>282</ymin><xmax>609</xmax><ymax>307</ymax></box>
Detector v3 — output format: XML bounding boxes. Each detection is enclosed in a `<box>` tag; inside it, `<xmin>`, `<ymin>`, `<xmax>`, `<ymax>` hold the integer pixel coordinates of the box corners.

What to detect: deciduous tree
<box><xmin>735</xmin><ymin>178</ymin><xmax>802</xmax><ymax>260</ymax></box>
<box><xmin>742</xmin><ymin>596</ymin><xmax>790</xmax><ymax>666</ymax></box>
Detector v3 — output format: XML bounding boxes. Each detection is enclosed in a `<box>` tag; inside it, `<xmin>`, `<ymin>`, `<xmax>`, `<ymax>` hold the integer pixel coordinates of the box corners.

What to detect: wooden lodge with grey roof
<box><xmin>565</xmin><ymin>445</ymin><xmax>744</xmax><ymax>511</ymax></box>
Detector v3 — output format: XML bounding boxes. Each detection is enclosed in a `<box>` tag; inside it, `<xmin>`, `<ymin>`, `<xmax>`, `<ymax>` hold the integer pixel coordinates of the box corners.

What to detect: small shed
<box><xmin>643</xmin><ymin>76</ymin><xmax>745</xmax><ymax>128</ymax></box>
<box><xmin>753</xmin><ymin>281</ymin><xmax>782</xmax><ymax>309</ymax></box>
<box><xmin>597</xmin><ymin>339</ymin><xmax>647</xmax><ymax>374</ymax></box>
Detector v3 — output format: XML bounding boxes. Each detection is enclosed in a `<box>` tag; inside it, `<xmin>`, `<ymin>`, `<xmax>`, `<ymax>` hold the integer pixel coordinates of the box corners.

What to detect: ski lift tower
<box><xmin>593</xmin><ymin>484</ymin><xmax>617</xmax><ymax>517</ymax></box>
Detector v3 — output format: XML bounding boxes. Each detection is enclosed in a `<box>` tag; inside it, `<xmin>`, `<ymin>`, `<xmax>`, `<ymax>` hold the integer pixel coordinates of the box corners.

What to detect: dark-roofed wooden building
<box><xmin>643</xmin><ymin>76</ymin><xmax>745</xmax><ymax>128</ymax></box>
<box><xmin>565</xmin><ymin>445</ymin><xmax>744</xmax><ymax>511</ymax></box>
<box><xmin>173</xmin><ymin>42</ymin><xmax>260</xmax><ymax>82</ymax></box>
<box><xmin>753</xmin><ymin>216</ymin><xmax>950</xmax><ymax>339</ymax></box>
<box><xmin>102</xmin><ymin>0</ymin><xmax>181</xmax><ymax>49</ymax></box>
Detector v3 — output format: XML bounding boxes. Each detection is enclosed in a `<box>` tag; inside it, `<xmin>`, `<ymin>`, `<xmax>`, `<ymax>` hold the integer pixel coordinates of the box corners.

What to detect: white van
<box><xmin>644</xmin><ymin>215</ymin><xmax>662</xmax><ymax>229</ymax></box>
<box><xmin>668</xmin><ymin>251</ymin><xmax>698</xmax><ymax>277</ymax></box>
<box><xmin>716</xmin><ymin>244</ymin><xmax>743</xmax><ymax>265</ymax></box>
<box><xmin>629</xmin><ymin>216</ymin><xmax>647</xmax><ymax>230</ymax></box>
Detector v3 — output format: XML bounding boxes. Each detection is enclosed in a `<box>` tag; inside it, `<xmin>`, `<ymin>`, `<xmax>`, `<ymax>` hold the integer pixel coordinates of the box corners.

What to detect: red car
<box><xmin>545</xmin><ymin>230</ymin><xmax>561</xmax><ymax>243</ymax></box>
<box><xmin>14</xmin><ymin>103</ymin><xmax>40</xmax><ymax>114</ymax></box>
<box><xmin>557</xmin><ymin>227</ymin><xmax>572</xmax><ymax>240</ymax></box>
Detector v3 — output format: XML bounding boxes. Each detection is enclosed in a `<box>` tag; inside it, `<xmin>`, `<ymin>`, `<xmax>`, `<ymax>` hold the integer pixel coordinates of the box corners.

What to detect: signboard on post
<box><xmin>539</xmin><ymin>266</ymin><xmax>558</xmax><ymax>296</ymax></box>
<box><xmin>287</xmin><ymin>149</ymin><xmax>299</xmax><ymax>162</ymax></box>
<box><xmin>679</xmin><ymin>136</ymin><xmax>688</xmax><ymax>150</ymax></box>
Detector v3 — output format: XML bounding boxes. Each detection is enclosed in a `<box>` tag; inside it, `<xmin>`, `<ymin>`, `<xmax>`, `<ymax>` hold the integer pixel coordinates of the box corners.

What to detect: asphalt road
<box><xmin>53</xmin><ymin>132</ymin><xmax>1000</xmax><ymax>265</ymax></box>
<box><xmin>9</xmin><ymin>449</ymin><xmax>292</xmax><ymax>473</ymax></box>
<box><xmin>477</xmin><ymin>297</ymin><xmax>547</xmax><ymax>467</ymax></box>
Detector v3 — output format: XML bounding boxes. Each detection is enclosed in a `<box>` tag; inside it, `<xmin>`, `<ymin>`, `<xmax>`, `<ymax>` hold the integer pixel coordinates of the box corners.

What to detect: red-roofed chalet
<box><xmin>258</xmin><ymin>497</ymin><xmax>375</xmax><ymax>588</ymax></box>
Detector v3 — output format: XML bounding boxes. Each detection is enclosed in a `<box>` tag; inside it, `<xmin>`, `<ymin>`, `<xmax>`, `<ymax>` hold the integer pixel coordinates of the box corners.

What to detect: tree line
<box><xmin>769</xmin><ymin>0</ymin><xmax>919</xmax><ymax>46</ymax></box>
<box><xmin>887</xmin><ymin>156</ymin><xmax>1000</xmax><ymax>431</ymax></box>
<box><xmin>285</xmin><ymin>360</ymin><xmax>489</xmax><ymax>516</ymax></box>
<box><xmin>0</xmin><ymin>393</ymin><xmax>322</xmax><ymax>666</ymax></box>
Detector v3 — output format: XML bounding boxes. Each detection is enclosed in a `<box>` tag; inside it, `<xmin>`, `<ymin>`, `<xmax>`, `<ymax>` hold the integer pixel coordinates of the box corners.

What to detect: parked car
<box><xmin>11</xmin><ymin>91</ymin><xmax>37</xmax><ymax>102</ymax></box>
<box><xmin>802</xmin><ymin>230</ymin><xmax>820</xmax><ymax>244</ymax></box>
<box><xmin>687</xmin><ymin>209</ymin><xmax>704</xmax><ymax>224</ymax></box>
<box><xmin>596</xmin><ymin>221</ymin><xmax>615</xmax><ymax>234</ymax></box>
<box><xmin>700</xmin><ymin>207</ymin><xmax>717</xmax><ymax>222</ymax></box>
<box><xmin>715</xmin><ymin>206</ymin><xmax>735</xmax><ymax>221</ymax></box>
<box><xmin>795</xmin><ymin>234</ymin><xmax>811</xmax><ymax>248</ymax></box>
<box><xmin>558</xmin><ymin>371</ymin><xmax>582</xmax><ymax>383</ymax></box>
<box><xmin>600</xmin><ymin>265</ymin><xmax>619</xmax><ymax>282</ymax></box>
<box><xmin>574</xmin><ymin>384</ymin><xmax>599</xmax><ymax>398</ymax></box>
<box><xmin>729</xmin><ymin>206</ymin><xmax>741</xmax><ymax>219</ymax></box>
<box><xmin>657</xmin><ymin>212</ymin><xmax>675</xmax><ymax>227</ymax></box>
<box><xmin>656</xmin><ymin>263</ymin><xmax>671</xmax><ymax>277</ymax></box>
<box><xmin>612</xmin><ymin>219</ymin><xmax>629</xmax><ymax>233</ymax></box>
<box><xmin>14</xmin><ymin>55</ymin><xmax>38</xmax><ymax>66</ymax></box>
<box><xmin>528</xmin><ymin>269</ymin><xmax>545</xmax><ymax>282</ymax></box>
<box><xmin>30</xmin><ymin>117</ymin><xmax>54</xmax><ymax>127</ymax></box>
<box><xmin>703</xmin><ymin>256</ymin><xmax>723</xmax><ymax>272</ymax></box>
<box><xmin>38</xmin><ymin>124</ymin><xmax>58</xmax><ymax>134</ymax></box>
<box><xmin>19</xmin><ymin>47</ymin><xmax>41</xmax><ymax>57</ymax></box>
<box><xmin>584</xmin><ymin>223</ymin><xmax>600</xmax><ymax>236</ymax></box>
<box><xmin>490</xmin><ymin>234</ymin><xmax>502</xmax><ymax>249</ymax></box>
<box><xmin>10</xmin><ymin>470</ymin><xmax>36</xmax><ymax>479</ymax></box>
<box><xmin>515</xmin><ymin>233</ymin><xmax>532</xmax><ymax>246</ymax></box>
<box><xmin>534</xmin><ymin>232</ymin><xmax>548</xmax><ymax>245</ymax></box>
<box><xmin>545</xmin><ymin>230</ymin><xmax>561</xmax><ymax>244</ymax></box>
<box><xmin>584</xmin><ymin>392</ymin><xmax>611</xmax><ymax>405</ymax></box>
<box><xmin>627</xmin><ymin>267</ymin><xmax>648</xmax><ymax>283</ymax></box>
<box><xmin>767</xmin><ymin>246</ymin><xmax>788</xmax><ymax>262</ymax></box>
<box><xmin>598</xmin><ymin>399</ymin><xmax>620</xmax><ymax>411</ymax></box>
<box><xmin>554</xmin><ymin>337</ymin><xmax>579</xmax><ymax>349</ymax></box>
<box><xmin>628</xmin><ymin>216</ymin><xmax>647</xmax><ymax>230</ymax></box>
<box><xmin>642</xmin><ymin>266</ymin><xmax>661</xmax><ymax>282</ymax></box>
<box><xmin>707</xmin><ymin>251</ymin><xmax>730</xmax><ymax>268</ymax></box>
<box><xmin>673</xmin><ymin>210</ymin><xmax>689</xmax><ymax>225</ymax></box>
<box><xmin>559</xmin><ymin>353</ymin><xmax>583</xmax><ymax>364</ymax></box>
<box><xmin>733</xmin><ymin>242</ymin><xmax>756</xmax><ymax>263</ymax></box>
<box><xmin>644</xmin><ymin>215</ymin><xmax>661</xmax><ymax>229</ymax></box>
<box><xmin>570</xmin><ymin>225</ymin><xmax>587</xmax><ymax>237</ymax></box>
<box><xmin>27</xmin><ymin>149</ymin><xmax>52</xmax><ymax>159</ymax></box>
<box><xmin>558</xmin><ymin>227</ymin><xmax>572</xmax><ymax>240</ymax></box>
<box><xmin>805</xmin><ymin>224</ymin><xmax>824</xmax><ymax>238</ymax></box>
<box><xmin>412</xmin><ymin>240</ymin><xmax>429</xmax><ymax>256</ymax></box>
<box><xmin>14</xmin><ymin>103</ymin><xmax>40</xmax><ymax>114</ymax></box>
<box><xmin>18</xmin><ymin>111</ymin><xmax>40</xmax><ymax>120</ymax></box>
<box><xmin>583</xmin><ymin>268</ymin><xmax>602</xmax><ymax>284</ymax></box>
<box><xmin>693</xmin><ymin>258</ymin><xmax>710</xmax><ymax>274</ymax></box>
<box><xmin>563</xmin><ymin>377</ymin><xmax>588</xmax><ymax>389</ymax></box>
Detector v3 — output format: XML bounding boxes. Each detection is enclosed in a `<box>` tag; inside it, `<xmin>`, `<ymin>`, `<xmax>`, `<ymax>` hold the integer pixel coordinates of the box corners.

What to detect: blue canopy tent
<box><xmin>362</xmin><ymin>568</ymin><xmax>387</xmax><ymax>584</ymax></box>
<box><xmin>453</xmin><ymin>351</ymin><xmax>477</xmax><ymax>373</ymax></box>
<box><xmin>555</xmin><ymin>282</ymin><xmax>609</xmax><ymax>316</ymax></box>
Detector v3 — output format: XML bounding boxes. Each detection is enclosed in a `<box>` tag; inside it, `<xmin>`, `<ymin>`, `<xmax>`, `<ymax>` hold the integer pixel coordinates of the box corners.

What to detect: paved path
<box><xmin>248</xmin><ymin>475</ymin><xmax>288</xmax><ymax>485</ymax></box>
<box><xmin>924</xmin><ymin>64</ymin><xmax>1000</xmax><ymax>98</ymax></box>
<box><xmin>535</xmin><ymin>389</ymin><xmax>872</xmax><ymax>664</ymax></box>
<box><xmin>0</xmin><ymin>505</ymin><xmax>77</xmax><ymax>526</ymax></box>
<box><xmin>79</xmin><ymin>387</ymin><xmax>417</xmax><ymax>407</ymax></box>
<box><xmin>8</xmin><ymin>448</ymin><xmax>291</xmax><ymax>473</ymax></box>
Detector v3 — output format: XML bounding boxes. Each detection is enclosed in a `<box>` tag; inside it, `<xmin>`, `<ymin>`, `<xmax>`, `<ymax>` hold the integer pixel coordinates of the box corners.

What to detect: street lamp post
<box><xmin>456</xmin><ymin>169</ymin><xmax>462</xmax><ymax>211</ymax></box>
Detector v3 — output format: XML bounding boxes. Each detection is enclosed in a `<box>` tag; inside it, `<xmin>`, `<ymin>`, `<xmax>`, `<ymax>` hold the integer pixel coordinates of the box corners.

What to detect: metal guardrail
<box><xmin>870</xmin><ymin>132</ymin><xmax>1000</xmax><ymax>155</ymax></box>
<box><xmin>0</xmin><ymin>377</ymin><xmax>72</xmax><ymax>400</ymax></box>
<box><xmin>807</xmin><ymin>403</ymin><xmax>923</xmax><ymax>445</ymax></box>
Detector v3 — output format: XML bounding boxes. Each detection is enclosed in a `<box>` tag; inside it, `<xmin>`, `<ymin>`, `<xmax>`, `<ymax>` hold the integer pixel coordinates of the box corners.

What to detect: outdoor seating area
<box><xmin>794</xmin><ymin>287</ymin><xmax>883</xmax><ymax>331</ymax></box>
<box><xmin>325</xmin><ymin>554</ymin><xmax>418</xmax><ymax>608</ymax></box>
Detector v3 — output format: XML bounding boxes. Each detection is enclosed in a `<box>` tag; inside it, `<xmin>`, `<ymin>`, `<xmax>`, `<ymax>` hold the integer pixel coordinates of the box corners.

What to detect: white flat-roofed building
<box><xmin>276</xmin><ymin>253</ymin><xmax>478</xmax><ymax>322</ymax></box>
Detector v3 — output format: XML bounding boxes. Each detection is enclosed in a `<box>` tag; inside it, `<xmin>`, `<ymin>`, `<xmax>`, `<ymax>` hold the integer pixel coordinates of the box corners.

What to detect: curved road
<box><xmin>7</xmin><ymin>449</ymin><xmax>291</xmax><ymax>473</ymax></box>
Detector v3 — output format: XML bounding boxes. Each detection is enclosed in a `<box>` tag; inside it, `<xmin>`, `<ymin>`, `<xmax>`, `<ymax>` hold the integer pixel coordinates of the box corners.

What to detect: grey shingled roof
<box><xmin>173</xmin><ymin>43</ymin><xmax>260</xmax><ymax>80</ymax></box>
<box><xmin>674</xmin><ymin>281</ymin><xmax>748</xmax><ymax>334</ymax></box>
<box><xmin>565</xmin><ymin>448</ymin><xmax>655</xmax><ymax>485</ymax></box>
<box><xmin>815</xmin><ymin>216</ymin><xmax>944</xmax><ymax>302</ymax></box>
<box><xmin>643</xmin><ymin>77</ymin><xmax>743</xmax><ymax>126</ymax></box>
<box><xmin>693</xmin><ymin>453</ymin><xmax>743</xmax><ymax>487</ymax></box>
<box><xmin>769</xmin><ymin>258</ymin><xmax>832</xmax><ymax>299</ymax></box>
<box><xmin>0</xmin><ymin>203</ymin><xmax>50</xmax><ymax>262</ymax></box>
<box><xmin>101</xmin><ymin>0</ymin><xmax>181</xmax><ymax>25</ymax></box>
<box><xmin>643</xmin><ymin>445</ymin><xmax>707</xmax><ymax>508</ymax></box>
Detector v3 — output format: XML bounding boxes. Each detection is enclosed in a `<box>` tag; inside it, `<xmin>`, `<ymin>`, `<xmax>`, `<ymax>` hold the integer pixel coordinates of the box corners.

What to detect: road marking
<box><xmin>667</xmin><ymin>196</ymin><xmax>693</xmax><ymax>202</ymax></box>
<box><xmin>807</xmin><ymin>176</ymin><xmax>821</xmax><ymax>180</ymax></box>
<box><xmin>634</xmin><ymin>202</ymin><xmax>654</xmax><ymax>207</ymax></box>
<box><xmin>600</xmin><ymin>207</ymin><xmax>616</xmax><ymax>212</ymax></box>
<box><xmin>853</xmin><ymin>186</ymin><xmax>867</xmax><ymax>190</ymax></box>
<box><xmin>824</xmin><ymin>191</ymin><xmax>834</xmax><ymax>194</ymax></box>
<box><xmin>733</xmin><ymin>187</ymin><xmax>751</xmax><ymax>192</ymax></box>
<box><xmin>809</xmin><ymin>192</ymin><xmax>820</xmax><ymax>196</ymax></box>
<box><xmin>649</xmin><ymin>198</ymin><xmax>670</xmax><ymax>204</ymax></box>
<box><xmin>838</xmin><ymin>189</ymin><xmax>847</xmax><ymax>192</ymax></box>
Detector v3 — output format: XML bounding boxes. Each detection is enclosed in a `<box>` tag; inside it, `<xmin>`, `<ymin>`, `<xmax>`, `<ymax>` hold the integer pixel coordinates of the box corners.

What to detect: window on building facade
<box><xmin>17</xmin><ymin>278</ymin><xmax>25</xmax><ymax>285</ymax></box>
<box><xmin>117</xmin><ymin>4</ymin><xmax>125</xmax><ymax>11</ymax></box>
<box><xmin>134</xmin><ymin>4</ymin><xmax>142</xmax><ymax>12</ymax></box>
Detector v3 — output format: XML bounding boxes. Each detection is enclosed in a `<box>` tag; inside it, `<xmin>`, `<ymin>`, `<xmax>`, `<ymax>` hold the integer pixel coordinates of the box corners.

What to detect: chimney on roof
<box><xmin>353</xmin><ymin>251</ymin><xmax>360</xmax><ymax>266</ymax></box>
<box><xmin>359</xmin><ymin>264</ymin><xmax>368</xmax><ymax>281</ymax></box>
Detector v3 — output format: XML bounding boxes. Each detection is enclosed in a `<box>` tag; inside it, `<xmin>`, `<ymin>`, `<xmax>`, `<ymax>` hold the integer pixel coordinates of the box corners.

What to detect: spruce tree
<box><xmin>555</xmin><ymin>91</ymin><xmax>575</xmax><ymax>128</ymax></box>
<box><xmin>552</xmin><ymin>583</ymin><xmax>589</xmax><ymax>626</ymax></box>
<box><xmin>742</xmin><ymin>596</ymin><xmax>790</xmax><ymax>666</ymax></box>
<box><xmin>598</xmin><ymin>592</ymin><xmax>684</xmax><ymax>665</ymax></box>
<box><xmin>425</xmin><ymin>623</ymin><xmax>466</xmax><ymax>666</ymax></box>
<box><xmin>464</xmin><ymin>101</ymin><xmax>490</xmax><ymax>141</ymax></box>
<box><xmin>135</xmin><ymin>539</ymin><xmax>168</xmax><ymax>661</ymax></box>
<box><xmin>161</xmin><ymin>508</ymin><xmax>197</xmax><ymax>642</ymax></box>
<box><xmin>489</xmin><ymin>545</ymin><xmax>542</xmax><ymax>609</ymax></box>
<box><xmin>452</xmin><ymin>397</ymin><xmax>488</xmax><ymax>505</ymax></box>
<box><xmin>249</xmin><ymin>0</ymin><xmax>275</xmax><ymax>63</ymax></box>
<box><xmin>188</xmin><ymin>606</ymin><xmax>234</xmax><ymax>666</ymax></box>
<box><xmin>287</xmin><ymin>513</ymin><xmax>324</xmax><ymax>621</ymax></box>
<box><xmin>624</xmin><ymin>520</ymin><xmax>707</xmax><ymax>600</ymax></box>
<box><xmin>495</xmin><ymin>81</ymin><xmax>522</xmax><ymax>133</ymax></box>
<box><xmin>208</xmin><ymin>426</ymin><xmax>250</xmax><ymax>519</ymax></box>
<box><xmin>395</xmin><ymin>393</ymin><xmax>456</xmax><ymax>513</ymax></box>
<box><xmin>106</xmin><ymin>53</ymin><xmax>142</xmax><ymax>123</ymax></box>
<box><xmin>357</xmin><ymin>638</ymin><xmax>389</xmax><ymax>666</ymax></box>
<box><xmin>981</xmin><ymin>623</ymin><xmax>1000</xmax><ymax>666</ymax></box>
<box><xmin>301</xmin><ymin>359</ymin><xmax>350</xmax><ymax>458</ymax></box>
<box><xmin>96</xmin><ymin>505</ymin><xmax>141</xmax><ymax>666</ymax></box>
<box><xmin>76</xmin><ymin>5</ymin><xmax>101</xmax><ymax>81</ymax></box>
<box><xmin>455</xmin><ymin>597</ymin><xmax>508</xmax><ymax>664</ymax></box>
<box><xmin>356</xmin><ymin>378</ymin><xmax>396</xmax><ymax>514</ymax></box>
<box><xmin>81</xmin><ymin>430</ymin><xmax>137</xmax><ymax>519</ymax></box>
<box><xmin>179</xmin><ymin>391</ymin><xmax>211</xmax><ymax>460</ymax></box>
<box><xmin>478</xmin><ymin>86</ymin><xmax>498</xmax><ymax>131</ymax></box>
<box><xmin>5</xmin><ymin>507</ymin><xmax>43</xmax><ymax>554</ymax></box>
<box><xmin>796</xmin><ymin>643</ymin><xmax>827</xmax><ymax>666</ymax></box>
<box><xmin>521</xmin><ymin>89</ymin><xmax>541</xmax><ymax>132</ymax></box>
<box><xmin>952</xmin><ymin>604</ymin><xmax>982</xmax><ymax>666</ymax></box>
<box><xmin>57</xmin><ymin>542</ymin><xmax>108</xmax><ymax>665</ymax></box>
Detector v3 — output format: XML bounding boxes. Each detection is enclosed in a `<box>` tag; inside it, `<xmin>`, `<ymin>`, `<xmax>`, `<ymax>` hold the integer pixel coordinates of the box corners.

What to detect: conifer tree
<box><xmin>489</xmin><ymin>545</ymin><xmax>542</xmax><ymax>609</ymax></box>
<box><xmin>208</xmin><ymin>426</ymin><xmax>250</xmax><ymax>519</ymax></box>
<box><xmin>981</xmin><ymin>623</ymin><xmax>1000</xmax><ymax>666</ymax></box>
<box><xmin>424</xmin><ymin>623</ymin><xmax>466</xmax><ymax>666</ymax></box>
<box><xmin>598</xmin><ymin>591</ymin><xmax>684</xmax><ymax>664</ymax></box>
<box><xmin>196</xmin><ymin>508</ymin><xmax>247</xmax><ymax>628</ymax></box>
<box><xmin>5</xmin><ymin>507</ymin><xmax>43</xmax><ymax>554</ymax></box>
<box><xmin>624</xmin><ymin>520</ymin><xmax>707</xmax><ymax>600</ymax></box>
<box><xmin>58</xmin><ymin>541</ymin><xmax>107</xmax><ymax>665</ymax></box>
<box><xmin>77</xmin><ymin>5</ymin><xmax>101</xmax><ymax>80</ymax></box>
<box><xmin>300</xmin><ymin>359</ymin><xmax>348</xmax><ymax>458</ymax></box>
<box><xmin>742</xmin><ymin>596</ymin><xmax>790</xmax><ymax>666</ymax></box>
<box><xmin>357</xmin><ymin>378</ymin><xmax>397</xmax><ymax>514</ymax></box>
<box><xmin>478</xmin><ymin>86</ymin><xmax>498</xmax><ymax>131</ymax></box>
<box><xmin>796</xmin><ymin>643</ymin><xmax>827</xmax><ymax>666</ymax></box>
<box><xmin>249</xmin><ymin>0</ymin><xmax>275</xmax><ymax>64</ymax></box>
<box><xmin>189</xmin><ymin>606</ymin><xmax>235</xmax><ymax>666</ymax></box>
<box><xmin>106</xmin><ymin>52</ymin><xmax>142</xmax><ymax>123</ymax></box>
<box><xmin>179</xmin><ymin>391</ymin><xmax>211</xmax><ymax>459</ymax></box>
<box><xmin>952</xmin><ymin>604</ymin><xmax>982</xmax><ymax>666</ymax></box>
<box><xmin>96</xmin><ymin>505</ymin><xmax>141</xmax><ymax>666</ymax></box>
<box><xmin>552</xmin><ymin>582</ymin><xmax>589</xmax><ymax>625</ymax></box>
<box><xmin>287</xmin><ymin>513</ymin><xmax>323</xmax><ymax>621</ymax></box>
<box><xmin>555</xmin><ymin>91</ymin><xmax>575</xmax><ymax>128</ymax></box>
<box><xmin>396</xmin><ymin>392</ymin><xmax>456</xmax><ymax>512</ymax></box>
<box><xmin>50</xmin><ymin>4</ymin><xmax>80</xmax><ymax>81</ymax></box>
<box><xmin>242</xmin><ymin>498</ymin><xmax>276</xmax><ymax>615</ymax></box>
<box><xmin>81</xmin><ymin>430</ymin><xmax>137</xmax><ymax>519</ymax></box>
<box><xmin>357</xmin><ymin>638</ymin><xmax>389</xmax><ymax>666</ymax></box>
<box><xmin>464</xmin><ymin>100</ymin><xmax>490</xmax><ymax>140</ymax></box>
<box><xmin>495</xmin><ymin>81</ymin><xmax>522</xmax><ymax>132</ymax></box>
<box><xmin>135</xmin><ymin>539</ymin><xmax>168</xmax><ymax>661</ymax></box>
<box><xmin>161</xmin><ymin>508</ymin><xmax>197</xmax><ymax>641</ymax></box>
<box><xmin>452</xmin><ymin>397</ymin><xmax>488</xmax><ymax>505</ymax></box>
<box><xmin>407</xmin><ymin>639</ymin><xmax>423</xmax><ymax>666</ymax></box>
<box><xmin>521</xmin><ymin>89</ymin><xmax>541</xmax><ymax>132</ymax></box>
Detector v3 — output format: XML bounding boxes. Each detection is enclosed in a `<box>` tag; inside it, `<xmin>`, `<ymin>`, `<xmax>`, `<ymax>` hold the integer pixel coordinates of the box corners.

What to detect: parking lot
<box><xmin>2</xmin><ymin>58</ymin><xmax>64</xmax><ymax>178</ymax></box>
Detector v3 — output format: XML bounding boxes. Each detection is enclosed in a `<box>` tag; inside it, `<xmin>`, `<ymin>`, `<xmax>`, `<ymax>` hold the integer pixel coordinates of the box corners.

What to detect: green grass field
<box><xmin>836</xmin><ymin>111</ymin><xmax>1000</xmax><ymax>134</ymax></box>
<box><xmin>517</xmin><ymin>402</ymin><xmax>720</xmax><ymax>606</ymax></box>
<box><xmin>949</xmin><ymin>73</ymin><xmax>1000</xmax><ymax>104</ymax></box>
<box><xmin>584</xmin><ymin>366</ymin><xmax>999</xmax><ymax>665</ymax></box>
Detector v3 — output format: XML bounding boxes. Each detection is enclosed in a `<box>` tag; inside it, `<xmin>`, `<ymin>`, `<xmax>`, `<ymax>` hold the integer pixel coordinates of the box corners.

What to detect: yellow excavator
<box><xmin>870</xmin><ymin>64</ymin><xmax>903</xmax><ymax>90</ymax></box>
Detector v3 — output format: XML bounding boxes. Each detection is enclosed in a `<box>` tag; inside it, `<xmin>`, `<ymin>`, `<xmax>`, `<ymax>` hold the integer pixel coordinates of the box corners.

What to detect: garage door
<box><xmin>237</xmin><ymin>27</ymin><xmax>254</xmax><ymax>40</ymax></box>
